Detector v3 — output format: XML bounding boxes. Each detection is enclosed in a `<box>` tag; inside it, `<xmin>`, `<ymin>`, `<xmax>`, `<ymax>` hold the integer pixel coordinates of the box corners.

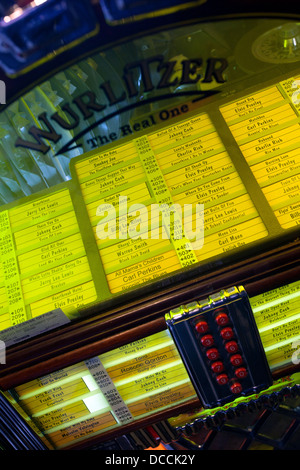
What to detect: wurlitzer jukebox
<box><xmin>0</xmin><ymin>0</ymin><xmax>299</xmax><ymax>452</ymax></box>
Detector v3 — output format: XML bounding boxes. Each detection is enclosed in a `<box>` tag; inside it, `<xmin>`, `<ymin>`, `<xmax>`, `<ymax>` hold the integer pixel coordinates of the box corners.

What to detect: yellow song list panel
<box><xmin>148</xmin><ymin>112</ymin><xmax>268</xmax><ymax>263</ymax></box>
<box><xmin>46</xmin><ymin>412</ymin><xmax>117</xmax><ymax>449</ymax></box>
<box><xmin>172</xmin><ymin>184</ymin><xmax>268</xmax><ymax>262</ymax></box>
<box><xmin>99</xmin><ymin>330</ymin><xmax>196</xmax><ymax>418</ymax></box>
<box><xmin>14</xmin><ymin>361</ymin><xmax>118</xmax><ymax>449</ymax></box>
<box><xmin>97</xmin><ymin>232</ymin><xmax>171</xmax><ymax>271</ymax></box>
<box><xmin>75</xmin><ymin>142</ymin><xmax>138</xmax><ymax>179</ymax></box>
<box><xmin>0</xmin><ymin>189</ymin><xmax>96</xmax><ymax>330</ymax></box>
<box><xmin>220</xmin><ymin>87</ymin><xmax>285</xmax><ymax>122</ymax></box>
<box><xmin>74</xmin><ymin>142</ymin><xmax>180</xmax><ymax>295</ymax></box>
<box><xmin>100</xmin><ymin>330</ymin><xmax>178</xmax><ymax>378</ymax></box>
<box><xmin>99</xmin><ymin>330</ymin><xmax>173</xmax><ymax>367</ymax></box>
<box><xmin>105</xmin><ymin>344</ymin><xmax>180</xmax><ymax>382</ymax></box>
<box><xmin>73</xmin><ymin>109</ymin><xmax>270</xmax><ymax>295</ymax></box>
<box><xmin>34</xmin><ymin>401</ymin><xmax>92</xmax><ymax>431</ymax></box>
<box><xmin>15</xmin><ymin>362</ymin><xmax>88</xmax><ymax>397</ymax></box>
<box><xmin>106</xmin><ymin>251</ymin><xmax>181</xmax><ymax>294</ymax></box>
<box><xmin>0</xmin><ymin>210</ymin><xmax>26</xmax><ymax>329</ymax></box>
<box><xmin>147</xmin><ymin>113</ymin><xmax>217</xmax><ymax>151</ymax></box>
<box><xmin>12</xmin><ymin>331</ymin><xmax>196</xmax><ymax>448</ymax></box>
<box><xmin>116</xmin><ymin>362</ymin><xmax>191</xmax><ymax>403</ymax></box>
<box><xmin>220</xmin><ymin>78</ymin><xmax>300</xmax><ymax>229</ymax></box>
<box><xmin>162</xmin><ymin>151</ymin><xmax>235</xmax><ymax>193</ymax></box>
<box><xmin>19</xmin><ymin>377</ymin><xmax>90</xmax><ymax>415</ymax></box>
<box><xmin>250</xmin><ymin>279</ymin><xmax>300</xmax><ymax>370</ymax></box>
<box><xmin>128</xmin><ymin>382</ymin><xmax>195</xmax><ymax>418</ymax></box>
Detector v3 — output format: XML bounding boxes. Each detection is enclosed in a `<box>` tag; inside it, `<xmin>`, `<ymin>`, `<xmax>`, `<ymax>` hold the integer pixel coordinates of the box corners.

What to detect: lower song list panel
<box><xmin>0</xmin><ymin>188</ymin><xmax>97</xmax><ymax>331</ymax></box>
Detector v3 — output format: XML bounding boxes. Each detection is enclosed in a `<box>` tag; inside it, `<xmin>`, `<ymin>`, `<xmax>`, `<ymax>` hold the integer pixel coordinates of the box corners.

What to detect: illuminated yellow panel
<box><xmin>75</xmin><ymin>142</ymin><xmax>138</xmax><ymax>181</ymax></box>
<box><xmin>154</xmin><ymin>132</ymin><xmax>225</xmax><ymax>169</ymax></box>
<box><xmin>2</xmin><ymin>72</ymin><xmax>300</xmax><ymax>332</ymax></box>
<box><xmin>19</xmin><ymin>378</ymin><xmax>90</xmax><ymax>414</ymax></box>
<box><xmin>0</xmin><ymin>188</ymin><xmax>97</xmax><ymax>331</ymax></box>
<box><xmin>34</xmin><ymin>401</ymin><xmax>91</xmax><ymax>430</ymax></box>
<box><xmin>250</xmin><ymin>150</ymin><xmax>300</xmax><ymax>187</ymax></box>
<box><xmin>11</xmin><ymin>331</ymin><xmax>196</xmax><ymax>449</ymax></box>
<box><xmin>250</xmin><ymin>279</ymin><xmax>300</xmax><ymax>370</ymax></box>
<box><xmin>115</xmin><ymin>362</ymin><xmax>190</xmax><ymax>401</ymax></box>
<box><xmin>9</xmin><ymin>191</ymin><xmax>74</xmax><ymax>230</ymax></box>
<box><xmin>100</xmin><ymin>330</ymin><xmax>173</xmax><ymax>365</ymax></box>
<box><xmin>98</xmin><ymin>235</ymin><xmax>171</xmax><ymax>268</ymax></box>
<box><xmin>80</xmin><ymin>162</ymin><xmax>145</xmax><ymax>202</ymax></box>
<box><xmin>17</xmin><ymin>234</ymin><xmax>86</xmax><ymax>275</ymax></box>
<box><xmin>163</xmin><ymin>152</ymin><xmax>235</xmax><ymax>192</ymax></box>
<box><xmin>9</xmin><ymin>281</ymin><xmax>300</xmax><ymax>450</ymax></box>
<box><xmin>105</xmin><ymin>344</ymin><xmax>179</xmax><ymax>381</ymax></box>
<box><xmin>71</xmin><ymin>109</ymin><xmax>269</xmax><ymax>294</ymax></box>
<box><xmin>196</xmin><ymin>218</ymin><xmax>267</xmax><ymax>260</ymax></box>
<box><xmin>147</xmin><ymin>114</ymin><xmax>214</xmax><ymax>150</ymax></box>
<box><xmin>262</xmin><ymin>176</ymin><xmax>300</xmax><ymax>208</ymax></box>
<box><xmin>86</xmin><ymin>182</ymin><xmax>151</xmax><ymax>225</ymax></box>
<box><xmin>239</xmin><ymin>125</ymin><xmax>300</xmax><ymax>165</ymax></box>
<box><xmin>220</xmin><ymin>87</ymin><xmax>284</xmax><ymax>122</ymax></box>
<box><xmin>46</xmin><ymin>412</ymin><xmax>117</xmax><ymax>448</ymax></box>
<box><xmin>128</xmin><ymin>382</ymin><xmax>196</xmax><ymax>418</ymax></box>
<box><xmin>30</xmin><ymin>281</ymin><xmax>97</xmax><ymax>317</ymax></box>
<box><xmin>274</xmin><ymin>202</ymin><xmax>300</xmax><ymax>229</ymax></box>
<box><xmin>228</xmin><ymin>104</ymin><xmax>297</xmax><ymax>142</ymax></box>
<box><xmin>106</xmin><ymin>251</ymin><xmax>182</xmax><ymax>293</ymax></box>
<box><xmin>220</xmin><ymin>79</ymin><xmax>300</xmax><ymax>231</ymax></box>
<box><xmin>14</xmin><ymin>211</ymin><xmax>80</xmax><ymax>251</ymax></box>
<box><xmin>21</xmin><ymin>257</ymin><xmax>92</xmax><ymax>303</ymax></box>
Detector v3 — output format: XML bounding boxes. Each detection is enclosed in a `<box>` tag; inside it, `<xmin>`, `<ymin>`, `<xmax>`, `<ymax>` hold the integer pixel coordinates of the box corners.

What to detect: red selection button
<box><xmin>225</xmin><ymin>341</ymin><xmax>239</xmax><ymax>354</ymax></box>
<box><xmin>230</xmin><ymin>354</ymin><xmax>243</xmax><ymax>367</ymax></box>
<box><xmin>211</xmin><ymin>361</ymin><xmax>224</xmax><ymax>373</ymax></box>
<box><xmin>206</xmin><ymin>348</ymin><xmax>219</xmax><ymax>361</ymax></box>
<box><xmin>235</xmin><ymin>367</ymin><xmax>248</xmax><ymax>379</ymax></box>
<box><xmin>215</xmin><ymin>312</ymin><xmax>229</xmax><ymax>326</ymax></box>
<box><xmin>216</xmin><ymin>374</ymin><xmax>228</xmax><ymax>385</ymax></box>
<box><xmin>200</xmin><ymin>334</ymin><xmax>214</xmax><ymax>347</ymax></box>
<box><xmin>230</xmin><ymin>382</ymin><xmax>243</xmax><ymax>394</ymax></box>
<box><xmin>220</xmin><ymin>327</ymin><xmax>234</xmax><ymax>340</ymax></box>
<box><xmin>195</xmin><ymin>320</ymin><xmax>209</xmax><ymax>334</ymax></box>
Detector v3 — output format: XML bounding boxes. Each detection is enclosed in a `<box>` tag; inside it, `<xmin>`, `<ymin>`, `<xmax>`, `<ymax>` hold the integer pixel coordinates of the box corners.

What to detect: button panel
<box><xmin>193</xmin><ymin>302</ymin><xmax>249</xmax><ymax>399</ymax></box>
<box><xmin>165</xmin><ymin>286</ymin><xmax>273</xmax><ymax>408</ymax></box>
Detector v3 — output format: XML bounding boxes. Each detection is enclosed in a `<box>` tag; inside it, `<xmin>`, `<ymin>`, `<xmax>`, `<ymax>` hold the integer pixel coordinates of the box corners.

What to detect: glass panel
<box><xmin>0</xmin><ymin>17</ymin><xmax>300</xmax><ymax>340</ymax></box>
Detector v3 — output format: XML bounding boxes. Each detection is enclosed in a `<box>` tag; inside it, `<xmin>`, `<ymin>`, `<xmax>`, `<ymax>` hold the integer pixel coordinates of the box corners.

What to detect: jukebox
<box><xmin>0</xmin><ymin>0</ymin><xmax>299</xmax><ymax>451</ymax></box>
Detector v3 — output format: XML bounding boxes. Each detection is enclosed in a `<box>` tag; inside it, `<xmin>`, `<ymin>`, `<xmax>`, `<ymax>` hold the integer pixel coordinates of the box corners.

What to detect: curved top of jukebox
<box><xmin>1</xmin><ymin>0</ymin><xmax>300</xmax><ymax>342</ymax></box>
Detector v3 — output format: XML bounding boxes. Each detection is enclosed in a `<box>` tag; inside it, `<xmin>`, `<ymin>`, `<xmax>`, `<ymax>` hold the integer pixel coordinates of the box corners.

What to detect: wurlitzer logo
<box><xmin>0</xmin><ymin>80</ymin><xmax>6</xmax><ymax>104</ymax></box>
<box><xmin>12</xmin><ymin>56</ymin><xmax>228</xmax><ymax>155</ymax></box>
